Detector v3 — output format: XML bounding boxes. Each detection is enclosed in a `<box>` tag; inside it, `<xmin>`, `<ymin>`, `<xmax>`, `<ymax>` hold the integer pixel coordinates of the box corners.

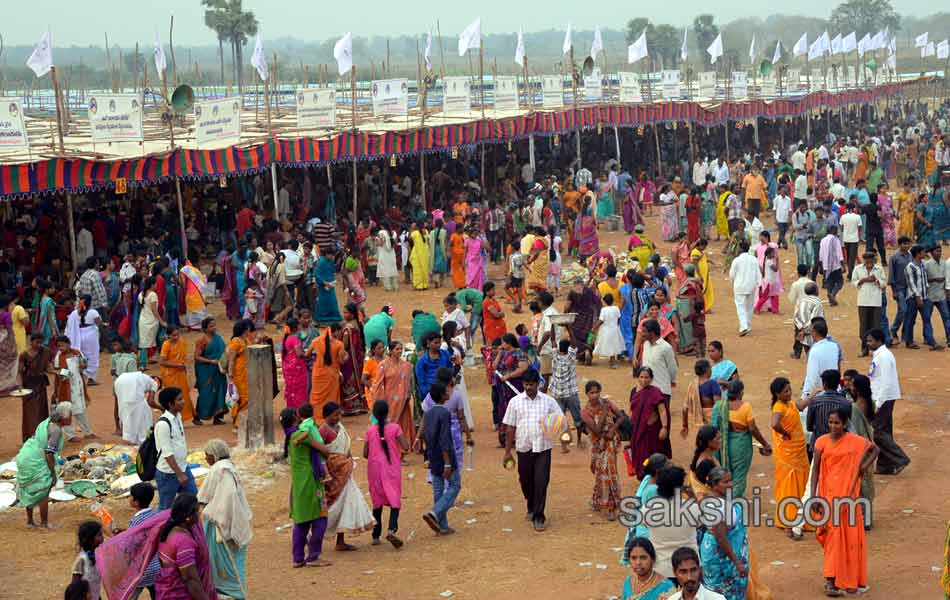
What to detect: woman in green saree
<box><xmin>709</xmin><ymin>380</ymin><xmax>772</xmax><ymax>498</ymax></box>
<box><xmin>194</xmin><ymin>317</ymin><xmax>228</xmax><ymax>424</ymax></box>
<box><xmin>15</xmin><ymin>401</ymin><xmax>73</xmax><ymax>528</ymax></box>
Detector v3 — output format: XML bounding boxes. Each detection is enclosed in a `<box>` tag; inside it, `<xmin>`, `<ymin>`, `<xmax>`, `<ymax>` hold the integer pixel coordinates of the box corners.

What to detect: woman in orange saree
<box><xmin>449</xmin><ymin>230</ymin><xmax>466</xmax><ymax>289</ymax></box>
<box><xmin>812</xmin><ymin>406</ymin><xmax>879</xmax><ymax>597</ymax></box>
<box><xmin>371</xmin><ymin>341</ymin><xmax>416</xmax><ymax>445</ymax></box>
<box><xmin>768</xmin><ymin>377</ymin><xmax>810</xmax><ymax>539</ymax></box>
<box><xmin>309</xmin><ymin>323</ymin><xmax>346</xmax><ymax>422</ymax></box>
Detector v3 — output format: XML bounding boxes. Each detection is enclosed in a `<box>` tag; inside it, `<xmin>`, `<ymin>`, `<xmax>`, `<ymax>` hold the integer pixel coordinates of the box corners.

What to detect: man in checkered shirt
<box><xmin>502</xmin><ymin>369</ymin><xmax>563</xmax><ymax>533</ymax></box>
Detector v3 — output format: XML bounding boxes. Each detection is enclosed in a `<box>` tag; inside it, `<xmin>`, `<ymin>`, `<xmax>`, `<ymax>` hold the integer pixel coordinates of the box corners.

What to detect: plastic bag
<box><xmin>225</xmin><ymin>382</ymin><xmax>240</xmax><ymax>409</ymax></box>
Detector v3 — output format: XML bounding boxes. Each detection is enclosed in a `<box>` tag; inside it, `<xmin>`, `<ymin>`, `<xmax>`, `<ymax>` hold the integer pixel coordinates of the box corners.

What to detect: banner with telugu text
<box><xmin>0</xmin><ymin>100</ymin><xmax>29</xmax><ymax>152</ymax></box>
<box><xmin>88</xmin><ymin>93</ymin><xmax>144</xmax><ymax>143</ymax></box>
<box><xmin>195</xmin><ymin>97</ymin><xmax>242</xmax><ymax>146</ymax></box>
<box><xmin>371</xmin><ymin>79</ymin><xmax>409</xmax><ymax>117</ymax></box>
<box><xmin>443</xmin><ymin>77</ymin><xmax>472</xmax><ymax>114</ymax></box>
<box><xmin>296</xmin><ymin>88</ymin><xmax>336</xmax><ymax>129</ymax></box>
<box><xmin>618</xmin><ymin>72</ymin><xmax>642</xmax><ymax>103</ymax></box>
<box><xmin>542</xmin><ymin>75</ymin><xmax>564</xmax><ymax>109</ymax></box>
<box><xmin>494</xmin><ymin>76</ymin><xmax>519</xmax><ymax>111</ymax></box>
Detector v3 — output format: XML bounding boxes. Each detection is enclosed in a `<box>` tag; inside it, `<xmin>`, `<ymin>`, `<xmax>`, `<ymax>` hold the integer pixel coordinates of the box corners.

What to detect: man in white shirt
<box><xmin>793</xmin><ymin>169</ymin><xmax>808</xmax><ymax>203</ymax></box>
<box><xmin>692</xmin><ymin>158</ymin><xmax>708</xmax><ymax>187</ymax></box>
<box><xmin>667</xmin><ymin>547</ymin><xmax>727</xmax><ymax>600</ymax></box>
<box><xmin>535</xmin><ymin>292</ymin><xmax>560</xmax><ymax>388</ymax></box>
<box><xmin>520</xmin><ymin>161</ymin><xmax>535</xmax><ymax>190</ymax></box>
<box><xmin>638</xmin><ymin>320</ymin><xmax>678</xmax><ymax>398</ymax></box>
<box><xmin>75</xmin><ymin>224</ymin><xmax>94</xmax><ymax>268</ymax></box>
<box><xmin>866</xmin><ymin>328</ymin><xmax>910</xmax><ymax>475</ymax></box>
<box><xmin>115</xmin><ymin>371</ymin><xmax>160</xmax><ymax>444</ymax></box>
<box><xmin>839</xmin><ymin>203</ymin><xmax>862</xmax><ymax>278</ymax></box>
<box><xmin>154</xmin><ymin>387</ymin><xmax>197</xmax><ymax>510</ymax></box>
<box><xmin>714</xmin><ymin>159</ymin><xmax>730</xmax><ymax>187</ymax></box>
<box><xmin>773</xmin><ymin>185</ymin><xmax>792</xmax><ymax>249</ymax></box>
<box><xmin>502</xmin><ymin>369</ymin><xmax>563</xmax><ymax>532</ymax></box>
<box><xmin>728</xmin><ymin>240</ymin><xmax>762</xmax><ymax>335</ymax></box>
<box><xmin>281</xmin><ymin>240</ymin><xmax>304</xmax><ymax>305</ymax></box>
<box><xmin>791</xmin><ymin>144</ymin><xmax>807</xmax><ymax>171</ymax></box>
<box><xmin>852</xmin><ymin>252</ymin><xmax>886</xmax><ymax>356</ymax></box>
<box><xmin>277</xmin><ymin>182</ymin><xmax>291</xmax><ymax>220</ymax></box>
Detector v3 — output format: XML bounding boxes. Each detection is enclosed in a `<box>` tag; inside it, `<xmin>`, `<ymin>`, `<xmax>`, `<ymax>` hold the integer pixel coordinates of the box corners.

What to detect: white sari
<box><xmin>323</xmin><ymin>423</ymin><xmax>376</xmax><ymax>537</ymax></box>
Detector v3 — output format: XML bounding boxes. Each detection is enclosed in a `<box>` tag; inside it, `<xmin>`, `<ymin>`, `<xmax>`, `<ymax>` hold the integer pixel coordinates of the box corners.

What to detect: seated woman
<box><xmin>627</xmin><ymin>224</ymin><xmax>655</xmax><ymax>272</ymax></box>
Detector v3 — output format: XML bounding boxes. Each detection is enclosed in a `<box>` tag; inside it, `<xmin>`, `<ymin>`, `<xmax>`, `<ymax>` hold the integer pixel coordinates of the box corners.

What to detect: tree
<box><xmin>626</xmin><ymin>18</ymin><xmax>654</xmax><ymax>45</ymax></box>
<box><xmin>220</xmin><ymin>0</ymin><xmax>258</xmax><ymax>95</ymax></box>
<box><xmin>693</xmin><ymin>14</ymin><xmax>719</xmax><ymax>67</ymax></box>
<box><xmin>202</xmin><ymin>0</ymin><xmax>229</xmax><ymax>87</ymax></box>
<box><xmin>653</xmin><ymin>25</ymin><xmax>682</xmax><ymax>69</ymax></box>
<box><xmin>830</xmin><ymin>0</ymin><xmax>900</xmax><ymax>38</ymax></box>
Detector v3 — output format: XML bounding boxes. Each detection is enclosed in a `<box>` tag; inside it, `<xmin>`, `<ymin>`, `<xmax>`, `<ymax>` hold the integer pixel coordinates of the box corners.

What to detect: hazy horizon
<box><xmin>3</xmin><ymin>0</ymin><xmax>938</xmax><ymax>47</ymax></box>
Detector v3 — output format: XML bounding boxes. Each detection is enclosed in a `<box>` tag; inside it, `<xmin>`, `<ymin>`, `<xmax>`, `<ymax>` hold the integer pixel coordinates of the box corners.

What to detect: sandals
<box><xmin>824</xmin><ymin>582</ymin><xmax>844</xmax><ymax>597</ymax></box>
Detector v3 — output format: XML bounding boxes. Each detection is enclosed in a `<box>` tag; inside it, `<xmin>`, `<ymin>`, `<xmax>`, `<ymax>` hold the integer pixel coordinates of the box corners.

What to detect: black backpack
<box><xmin>136</xmin><ymin>417</ymin><xmax>170</xmax><ymax>482</ymax></box>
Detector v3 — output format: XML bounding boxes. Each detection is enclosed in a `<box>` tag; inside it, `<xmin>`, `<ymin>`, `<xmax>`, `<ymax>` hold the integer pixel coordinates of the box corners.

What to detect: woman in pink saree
<box><xmin>622</xmin><ymin>186</ymin><xmax>645</xmax><ymax>233</ymax></box>
<box><xmin>634</xmin><ymin>173</ymin><xmax>655</xmax><ymax>217</ymax></box>
<box><xmin>464</xmin><ymin>229</ymin><xmax>488</xmax><ymax>291</ymax></box>
<box><xmin>576</xmin><ymin>197</ymin><xmax>600</xmax><ymax>263</ymax></box>
<box><xmin>340</xmin><ymin>303</ymin><xmax>368</xmax><ymax>416</ymax></box>
<box><xmin>671</xmin><ymin>233</ymin><xmax>692</xmax><ymax>283</ymax></box>
<box><xmin>877</xmin><ymin>186</ymin><xmax>897</xmax><ymax>246</ymax></box>
<box><xmin>97</xmin><ymin>495</ymin><xmax>217</xmax><ymax>600</ymax></box>
<box><xmin>217</xmin><ymin>250</ymin><xmax>240</xmax><ymax>321</ymax></box>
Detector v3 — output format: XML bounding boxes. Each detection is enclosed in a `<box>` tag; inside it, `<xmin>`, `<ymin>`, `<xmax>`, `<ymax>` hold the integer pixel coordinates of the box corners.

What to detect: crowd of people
<box><xmin>5</xmin><ymin>96</ymin><xmax>950</xmax><ymax>600</ymax></box>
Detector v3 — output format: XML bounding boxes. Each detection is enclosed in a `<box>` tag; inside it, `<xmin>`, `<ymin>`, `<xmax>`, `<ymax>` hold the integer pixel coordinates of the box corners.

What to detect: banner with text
<box><xmin>296</xmin><ymin>88</ymin><xmax>336</xmax><ymax>129</ymax></box>
<box><xmin>661</xmin><ymin>70</ymin><xmax>681</xmax><ymax>100</ymax></box>
<box><xmin>542</xmin><ymin>75</ymin><xmax>564</xmax><ymax>108</ymax></box>
<box><xmin>618</xmin><ymin>72</ymin><xmax>642</xmax><ymax>103</ymax></box>
<box><xmin>443</xmin><ymin>77</ymin><xmax>472</xmax><ymax>114</ymax></box>
<box><xmin>88</xmin><ymin>94</ymin><xmax>144</xmax><ymax>143</ymax></box>
<box><xmin>731</xmin><ymin>72</ymin><xmax>748</xmax><ymax>100</ymax></box>
<box><xmin>584</xmin><ymin>68</ymin><xmax>604</xmax><ymax>102</ymax></box>
<box><xmin>0</xmin><ymin>100</ymin><xmax>29</xmax><ymax>152</ymax></box>
<box><xmin>760</xmin><ymin>76</ymin><xmax>776</xmax><ymax>98</ymax></box>
<box><xmin>810</xmin><ymin>68</ymin><xmax>826</xmax><ymax>91</ymax></box>
<box><xmin>371</xmin><ymin>79</ymin><xmax>409</xmax><ymax>117</ymax></box>
<box><xmin>698</xmin><ymin>72</ymin><xmax>716</xmax><ymax>98</ymax></box>
<box><xmin>195</xmin><ymin>97</ymin><xmax>242</xmax><ymax>146</ymax></box>
<box><xmin>494</xmin><ymin>76</ymin><xmax>519</xmax><ymax>111</ymax></box>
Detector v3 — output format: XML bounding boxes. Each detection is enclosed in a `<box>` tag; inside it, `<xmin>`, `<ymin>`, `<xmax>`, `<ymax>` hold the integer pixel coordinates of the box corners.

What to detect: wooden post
<box><xmin>49</xmin><ymin>67</ymin><xmax>66</xmax><ymax>153</ymax></box>
<box><xmin>570</xmin><ymin>44</ymin><xmax>580</xmax><ymax>168</ymax></box>
<box><xmin>264</xmin><ymin>63</ymin><xmax>272</xmax><ymax>130</ymax></box>
<box><xmin>175</xmin><ymin>178</ymin><xmax>188</xmax><ymax>259</ymax></box>
<box><xmin>66</xmin><ymin>193</ymin><xmax>77</xmax><ymax>273</ymax></box>
<box><xmin>169</xmin><ymin>14</ymin><xmax>178</xmax><ymax>85</ymax></box>
<box><xmin>240</xmin><ymin>344</ymin><xmax>276</xmax><ymax>449</ymax></box>
<box><xmin>271</xmin><ymin>163</ymin><xmax>280</xmax><ymax>220</ymax></box>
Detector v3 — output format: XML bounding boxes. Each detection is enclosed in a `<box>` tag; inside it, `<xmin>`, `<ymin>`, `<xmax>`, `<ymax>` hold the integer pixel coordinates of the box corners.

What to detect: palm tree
<box><xmin>201</xmin><ymin>0</ymin><xmax>228</xmax><ymax>87</ymax></box>
<box><xmin>221</xmin><ymin>0</ymin><xmax>258</xmax><ymax>96</ymax></box>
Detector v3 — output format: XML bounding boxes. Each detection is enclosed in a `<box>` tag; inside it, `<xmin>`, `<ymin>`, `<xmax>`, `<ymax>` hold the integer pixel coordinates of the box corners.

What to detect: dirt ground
<box><xmin>1</xmin><ymin>211</ymin><xmax>948</xmax><ymax>600</ymax></box>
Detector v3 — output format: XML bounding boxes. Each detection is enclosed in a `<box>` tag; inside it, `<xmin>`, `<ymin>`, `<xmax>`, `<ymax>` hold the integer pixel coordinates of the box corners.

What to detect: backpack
<box><xmin>136</xmin><ymin>417</ymin><xmax>171</xmax><ymax>482</ymax></box>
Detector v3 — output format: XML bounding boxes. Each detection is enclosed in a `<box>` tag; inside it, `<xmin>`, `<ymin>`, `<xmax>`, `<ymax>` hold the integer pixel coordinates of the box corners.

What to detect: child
<box><xmin>548</xmin><ymin>326</ymin><xmax>585</xmax><ymax>452</ymax></box>
<box><xmin>441</xmin><ymin>294</ymin><xmax>468</xmax><ymax>332</ymax></box>
<box><xmin>364</xmin><ymin>229</ymin><xmax>379</xmax><ymax>286</ymax></box>
<box><xmin>342</xmin><ymin>256</ymin><xmax>367</xmax><ymax>308</ymax></box>
<box><xmin>363</xmin><ymin>400</ymin><xmax>409</xmax><ymax>547</ymax></box>
<box><xmin>592</xmin><ymin>294</ymin><xmax>625</xmax><ymax>368</ymax></box>
<box><xmin>110</xmin><ymin>339</ymin><xmax>138</xmax><ymax>435</ymax></box>
<box><xmin>54</xmin><ymin>336</ymin><xmax>93</xmax><ymax>440</ymax></box>
<box><xmin>579</xmin><ymin>380</ymin><xmax>623</xmax><ymax>520</ymax></box>
<box><xmin>683</xmin><ymin>299</ymin><xmax>707</xmax><ymax>356</ymax></box>
<box><xmin>71</xmin><ymin>521</ymin><xmax>103</xmax><ymax>600</ymax></box>
<box><xmin>528</xmin><ymin>301</ymin><xmax>543</xmax><ymax>345</ymax></box>
<box><xmin>681</xmin><ymin>358</ymin><xmax>718</xmax><ymax>439</ymax></box>
<box><xmin>422</xmin><ymin>382</ymin><xmax>460</xmax><ymax>535</ymax></box>
<box><xmin>546</xmin><ymin>230</ymin><xmax>562</xmax><ymax>296</ymax></box>
<box><xmin>243</xmin><ymin>279</ymin><xmax>266</xmax><ymax>329</ymax></box>
<box><xmin>506</xmin><ymin>242</ymin><xmax>526</xmax><ymax>313</ymax></box>
<box><xmin>127</xmin><ymin>483</ymin><xmax>160</xmax><ymax>599</ymax></box>
<box><xmin>64</xmin><ymin>580</ymin><xmax>90</xmax><ymax>600</ymax></box>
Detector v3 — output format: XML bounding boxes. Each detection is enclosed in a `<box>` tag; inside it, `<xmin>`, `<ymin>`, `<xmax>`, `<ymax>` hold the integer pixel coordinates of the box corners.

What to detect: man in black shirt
<box><xmin>422</xmin><ymin>382</ymin><xmax>460</xmax><ymax>535</ymax></box>
<box><xmin>805</xmin><ymin>369</ymin><xmax>851</xmax><ymax>453</ymax></box>
<box><xmin>863</xmin><ymin>188</ymin><xmax>886</xmax><ymax>264</ymax></box>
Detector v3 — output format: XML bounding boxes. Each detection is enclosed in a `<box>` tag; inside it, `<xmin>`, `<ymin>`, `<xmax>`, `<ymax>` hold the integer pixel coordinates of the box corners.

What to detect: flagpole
<box><xmin>570</xmin><ymin>43</ymin><xmax>580</xmax><ymax>168</ymax></box>
<box><xmin>49</xmin><ymin>66</ymin><xmax>65</xmax><ymax>153</ymax></box>
<box><xmin>351</xmin><ymin>65</ymin><xmax>358</xmax><ymax>223</ymax></box>
<box><xmin>480</xmin><ymin>34</ymin><xmax>486</xmax><ymax>193</ymax></box>
<box><xmin>723</xmin><ymin>57</ymin><xmax>730</xmax><ymax>162</ymax></box>
<box><xmin>418</xmin><ymin>37</ymin><xmax>427</xmax><ymax>211</ymax></box>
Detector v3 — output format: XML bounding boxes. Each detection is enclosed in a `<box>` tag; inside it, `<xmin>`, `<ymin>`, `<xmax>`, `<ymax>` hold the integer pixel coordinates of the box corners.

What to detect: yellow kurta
<box><xmin>409</xmin><ymin>230</ymin><xmax>430</xmax><ymax>290</ymax></box>
<box><xmin>160</xmin><ymin>338</ymin><xmax>194</xmax><ymax>422</ymax></box>
<box><xmin>690</xmin><ymin>249</ymin><xmax>714</xmax><ymax>311</ymax></box>
<box><xmin>896</xmin><ymin>192</ymin><xmax>916</xmax><ymax>239</ymax></box>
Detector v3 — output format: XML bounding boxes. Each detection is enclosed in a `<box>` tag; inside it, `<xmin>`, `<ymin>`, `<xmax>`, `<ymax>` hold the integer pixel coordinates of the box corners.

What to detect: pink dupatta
<box><xmin>96</xmin><ymin>510</ymin><xmax>217</xmax><ymax>600</ymax></box>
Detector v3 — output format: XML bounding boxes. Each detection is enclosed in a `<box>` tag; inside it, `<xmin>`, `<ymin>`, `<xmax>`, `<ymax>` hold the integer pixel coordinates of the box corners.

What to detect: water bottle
<box><xmin>465</xmin><ymin>444</ymin><xmax>475</xmax><ymax>471</ymax></box>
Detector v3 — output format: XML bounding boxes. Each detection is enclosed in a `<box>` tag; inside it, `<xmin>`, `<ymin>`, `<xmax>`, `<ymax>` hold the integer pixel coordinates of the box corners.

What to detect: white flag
<box><xmin>870</xmin><ymin>30</ymin><xmax>885</xmax><ymax>50</ymax></box>
<box><xmin>424</xmin><ymin>30</ymin><xmax>433</xmax><ymax>72</ymax></box>
<box><xmin>627</xmin><ymin>30</ymin><xmax>648</xmax><ymax>64</ymax></box>
<box><xmin>887</xmin><ymin>51</ymin><xmax>896</xmax><ymax>70</ymax></box>
<box><xmin>515</xmin><ymin>28</ymin><xmax>526</xmax><ymax>66</ymax></box>
<box><xmin>680</xmin><ymin>28</ymin><xmax>688</xmax><ymax>62</ymax></box>
<box><xmin>888</xmin><ymin>36</ymin><xmax>896</xmax><ymax>55</ymax></box>
<box><xmin>915</xmin><ymin>32</ymin><xmax>929</xmax><ymax>48</ymax></box>
<box><xmin>842</xmin><ymin>32</ymin><xmax>857</xmax><ymax>53</ymax></box>
<box><xmin>808</xmin><ymin>36</ymin><xmax>823</xmax><ymax>61</ymax></box>
<box><xmin>922</xmin><ymin>41</ymin><xmax>936</xmax><ymax>58</ymax></box>
<box><xmin>749</xmin><ymin>34</ymin><xmax>756</xmax><ymax>63</ymax></box>
<box><xmin>707</xmin><ymin>33</ymin><xmax>723</xmax><ymax>64</ymax></box>
<box><xmin>334</xmin><ymin>32</ymin><xmax>353</xmax><ymax>76</ymax></box>
<box><xmin>250</xmin><ymin>34</ymin><xmax>268</xmax><ymax>82</ymax></box>
<box><xmin>458</xmin><ymin>18</ymin><xmax>481</xmax><ymax>56</ymax></box>
<box><xmin>562</xmin><ymin>22</ymin><xmax>573</xmax><ymax>55</ymax></box>
<box><xmin>772</xmin><ymin>40</ymin><xmax>782</xmax><ymax>65</ymax></box>
<box><xmin>938</xmin><ymin>40</ymin><xmax>950</xmax><ymax>60</ymax></box>
<box><xmin>858</xmin><ymin>33</ymin><xmax>871</xmax><ymax>57</ymax></box>
<box><xmin>793</xmin><ymin>32</ymin><xmax>808</xmax><ymax>57</ymax></box>
<box><xmin>819</xmin><ymin>31</ymin><xmax>831</xmax><ymax>53</ymax></box>
<box><xmin>26</xmin><ymin>31</ymin><xmax>53</xmax><ymax>78</ymax></box>
<box><xmin>153</xmin><ymin>31</ymin><xmax>167</xmax><ymax>76</ymax></box>
<box><xmin>591</xmin><ymin>26</ymin><xmax>603</xmax><ymax>61</ymax></box>
<box><xmin>831</xmin><ymin>33</ymin><xmax>842</xmax><ymax>55</ymax></box>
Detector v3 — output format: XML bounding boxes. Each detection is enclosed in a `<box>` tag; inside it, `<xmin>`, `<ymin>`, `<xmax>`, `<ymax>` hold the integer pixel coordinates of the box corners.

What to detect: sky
<box><xmin>4</xmin><ymin>0</ymin><xmax>935</xmax><ymax>46</ymax></box>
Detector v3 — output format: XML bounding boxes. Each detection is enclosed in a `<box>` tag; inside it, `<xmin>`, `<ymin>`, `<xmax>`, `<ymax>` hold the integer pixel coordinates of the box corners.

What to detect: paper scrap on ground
<box><xmin>578</xmin><ymin>561</ymin><xmax>593</xmax><ymax>567</ymax></box>
<box><xmin>440</xmin><ymin>592</ymin><xmax>454</xmax><ymax>598</ymax></box>
<box><xmin>502</xmin><ymin>505</ymin><xmax>513</xmax><ymax>512</ymax></box>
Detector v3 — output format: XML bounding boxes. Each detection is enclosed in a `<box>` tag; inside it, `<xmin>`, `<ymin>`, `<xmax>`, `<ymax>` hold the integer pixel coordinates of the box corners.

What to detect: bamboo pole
<box><xmin>351</xmin><ymin>65</ymin><xmax>358</xmax><ymax>222</ymax></box>
<box><xmin>66</xmin><ymin>193</ymin><xmax>77</xmax><ymax>273</ymax></box>
<box><xmin>49</xmin><ymin>66</ymin><xmax>65</xmax><ymax>153</ymax></box>
<box><xmin>175</xmin><ymin>178</ymin><xmax>188</xmax><ymax>259</ymax></box>
<box><xmin>169</xmin><ymin>14</ymin><xmax>178</xmax><ymax>85</ymax></box>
